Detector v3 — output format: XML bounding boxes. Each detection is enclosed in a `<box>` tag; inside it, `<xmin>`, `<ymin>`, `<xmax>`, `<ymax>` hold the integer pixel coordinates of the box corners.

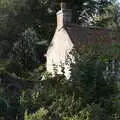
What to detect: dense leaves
<box><xmin>0</xmin><ymin>0</ymin><xmax>118</xmax><ymax>59</ymax></box>
<box><xmin>0</xmin><ymin>0</ymin><xmax>120</xmax><ymax>120</ymax></box>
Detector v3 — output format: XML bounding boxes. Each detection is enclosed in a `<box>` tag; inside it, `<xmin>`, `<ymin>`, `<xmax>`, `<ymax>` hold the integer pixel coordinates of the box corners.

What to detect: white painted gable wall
<box><xmin>46</xmin><ymin>28</ymin><xmax>73</xmax><ymax>78</ymax></box>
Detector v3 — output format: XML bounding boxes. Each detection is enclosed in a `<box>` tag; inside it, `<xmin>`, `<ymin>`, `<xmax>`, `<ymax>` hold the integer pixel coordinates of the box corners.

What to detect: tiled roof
<box><xmin>65</xmin><ymin>24</ymin><xmax>118</xmax><ymax>47</ymax></box>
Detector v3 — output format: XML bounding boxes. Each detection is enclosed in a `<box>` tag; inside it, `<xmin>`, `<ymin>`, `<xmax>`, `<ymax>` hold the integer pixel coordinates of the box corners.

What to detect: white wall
<box><xmin>46</xmin><ymin>28</ymin><xmax>73</xmax><ymax>79</ymax></box>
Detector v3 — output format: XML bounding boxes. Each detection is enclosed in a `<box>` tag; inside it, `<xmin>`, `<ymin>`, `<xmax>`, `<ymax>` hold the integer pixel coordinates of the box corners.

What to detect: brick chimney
<box><xmin>57</xmin><ymin>2</ymin><xmax>72</xmax><ymax>28</ymax></box>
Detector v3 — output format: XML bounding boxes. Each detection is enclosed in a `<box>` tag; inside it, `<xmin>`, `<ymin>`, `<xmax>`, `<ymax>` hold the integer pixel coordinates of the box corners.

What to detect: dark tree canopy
<box><xmin>0</xmin><ymin>0</ymin><xmax>118</xmax><ymax>59</ymax></box>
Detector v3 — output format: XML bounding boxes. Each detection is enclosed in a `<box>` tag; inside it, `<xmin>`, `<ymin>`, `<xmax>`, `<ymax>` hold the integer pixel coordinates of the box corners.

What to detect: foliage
<box><xmin>11</xmin><ymin>28</ymin><xmax>39</xmax><ymax>71</ymax></box>
<box><xmin>0</xmin><ymin>40</ymin><xmax>120</xmax><ymax>120</ymax></box>
<box><xmin>0</xmin><ymin>0</ymin><xmax>117</xmax><ymax>45</ymax></box>
<box><xmin>0</xmin><ymin>84</ymin><xmax>18</xmax><ymax>120</ymax></box>
<box><xmin>63</xmin><ymin>103</ymin><xmax>109</xmax><ymax>120</ymax></box>
<box><xmin>94</xmin><ymin>1</ymin><xmax>118</xmax><ymax>29</ymax></box>
<box><xmin>0</xmin><ymin>97</ymin><xmax>8</xmax><ymax>116</ymax></box>
<box><xmin>24</xmin><ymin>108</ymin><xmax>48</xmax><ymax>120</ymax></box>
<box><xmin>0</xmin><ymin>46</ymin><xmax>120</xmax><ymax>120</ymax></box>
<box><xmin>5</xmin><ymin>60</ymin><xmax>23</xmax><ymax>76</ymax></box>
<box><xmin>0</xmin><ymin>0</ymin><xmax>117</xmax><ymax>62</ymax></box>
<box><xmin>0</xmin><ymin>0</ymin><xmax>119</xmax><ymax>120</ymax></box>
<box><xmin>18</xmin><ymin>43</ymin><xmax>120</xmax><ymax>120</ymax></box>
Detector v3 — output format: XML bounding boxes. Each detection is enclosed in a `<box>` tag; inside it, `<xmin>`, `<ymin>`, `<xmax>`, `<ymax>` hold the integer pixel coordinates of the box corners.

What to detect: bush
<box><xmin>5</xmin><ymin>60</ymin><xmax>23</xmax><ymax>76</ymax></box>
<box><xmin>11</xmin><ymin>28</ymin><xmax>39</xmax><ymax>71</ymax></box>
<box><xmin>19</xmin><ymin>43</ymin><xmax>120</xmax><ymax>120</ymax></box>
<box><xmin>1</xmin><ymin>42</ymin><xmax>119</xmax><ymax>120</ymax></box>
<box><xmin>64</xmin><ymin>103</ymin><xmax>110</xmax><ymax>120</ymax></box>
<box><xmin>0</xmin><ymin>97</ymin><xmax>8</xmax><ymax>116</ymax></box>
<box><xmin>24</xmin><ymin>108</ymin><xmax>48</xmax><ymax>120</ymax></box>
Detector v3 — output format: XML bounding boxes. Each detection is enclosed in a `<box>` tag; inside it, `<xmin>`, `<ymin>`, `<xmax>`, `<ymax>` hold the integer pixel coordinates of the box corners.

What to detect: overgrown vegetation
<box><xmin>0</xmin><ymin>0</ymin><xmax>120</xmax><ymax>120</ymax></box>
<box><xmin>0</xmin><ymin>42</ymin><xmax>120</xmax><ymax>120</ymax></box>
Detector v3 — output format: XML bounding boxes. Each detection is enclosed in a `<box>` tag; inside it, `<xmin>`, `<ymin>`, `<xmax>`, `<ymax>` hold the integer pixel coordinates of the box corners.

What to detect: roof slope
<box><xmin>65</xmin><ymin>24</ymin><xmax>117</xmax><ymax>47</ymax></box>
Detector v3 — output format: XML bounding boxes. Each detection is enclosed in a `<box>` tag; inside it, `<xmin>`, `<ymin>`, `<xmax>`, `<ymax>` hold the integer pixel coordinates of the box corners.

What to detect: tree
<box><xmin>11</xmin><ymin>28</ymin><xmax>39</xmax><ymax>71</ymax></box>
<box><xmin>0</xmin><ymin>0</ymin><xmax>118</xmax><ymax>60</ymax></box>
<box><xmin>94</xmin><ymin>0</ymin><xmax>118</xmax><ymax>28</ymax></box>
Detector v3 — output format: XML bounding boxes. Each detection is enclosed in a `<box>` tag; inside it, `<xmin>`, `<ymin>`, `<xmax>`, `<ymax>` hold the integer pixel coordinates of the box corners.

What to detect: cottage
<box><xmin>46</xmin><ymin>2</ymin><xmax>117</xmax><ymax>78</ymax></box>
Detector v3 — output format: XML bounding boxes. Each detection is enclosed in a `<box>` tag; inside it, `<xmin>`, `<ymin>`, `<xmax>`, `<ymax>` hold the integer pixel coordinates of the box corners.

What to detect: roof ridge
<box><xmin>65</xmin><ymin>24</ymin><xmax>113</xmax><ymax>31</ymax></box>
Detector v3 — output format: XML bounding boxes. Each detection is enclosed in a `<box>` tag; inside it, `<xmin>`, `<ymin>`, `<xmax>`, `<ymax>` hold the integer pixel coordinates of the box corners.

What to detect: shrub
<box><xmin>63</xmin><ymin>103</ymin><xmax>110</xmax><ymax>120</ymax></box>
<box><xmin>5</xmin><ymin>60</ymin><xmax>23</xmax><ymax>76</ymax></box>
<box><xmin>11</xmin><ymin>28</ymin><xmax>39</xmax><ymax>71</ymax></box>
<box><xmin>24</xmin><ymin>108</ymin><xmax>48</xmax><ymax>120</ymax></box>
<box><xmin>19</xmin><ymin>43</ymin><xmax>120</xmax><ymax>120</ymax></box>
<box><xmin>5</xmin><ymin>42</ymin><xmax>117</xmax><ymax>120</ymax></box>
<box><xmin>0</xmin><ymin>97</ymin><xmax>8</xmax><ymax>116</ymax></box>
